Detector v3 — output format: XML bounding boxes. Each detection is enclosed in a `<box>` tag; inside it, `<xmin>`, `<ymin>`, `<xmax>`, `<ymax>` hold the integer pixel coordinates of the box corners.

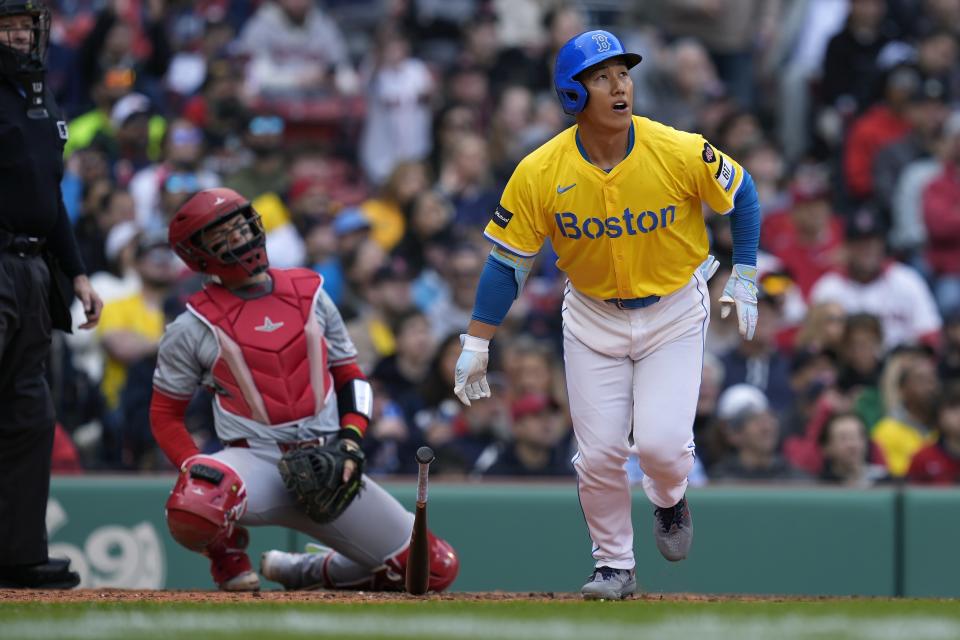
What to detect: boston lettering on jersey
<box><xmin>554</xmin><ymin>206</ymin><xmax>676</xmax><ymax>239</ymax></box>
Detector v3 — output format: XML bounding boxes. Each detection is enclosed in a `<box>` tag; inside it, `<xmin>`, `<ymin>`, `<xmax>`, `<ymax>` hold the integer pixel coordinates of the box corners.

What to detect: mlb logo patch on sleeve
<box><xmin>714</xmin><ymin>155</ymin><xmax>736</xmax><ymax>192</ymax></box>
<box><xmin>491</xmin><ymin>205</ymin><xmax>513</xmax><ymax>229</ymax></box>
<box><xmin>57</xmin><ymin>121</ymin><xmax>68</xmax><ymax>140</ymax></box>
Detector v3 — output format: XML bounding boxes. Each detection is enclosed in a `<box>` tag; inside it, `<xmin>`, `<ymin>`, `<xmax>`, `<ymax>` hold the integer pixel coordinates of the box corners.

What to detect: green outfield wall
<box><xmin>46</xmin><ymin>478</ymin><xmax>958</xmax><ymax>596</ymax></box>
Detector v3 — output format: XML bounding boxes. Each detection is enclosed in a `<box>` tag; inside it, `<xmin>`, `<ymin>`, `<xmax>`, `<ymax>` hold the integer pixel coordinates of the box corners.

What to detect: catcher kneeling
<box><xmin>150</xmin><ymin>188</ymin><xmax>459</xmax><ymax>591</ymax></box>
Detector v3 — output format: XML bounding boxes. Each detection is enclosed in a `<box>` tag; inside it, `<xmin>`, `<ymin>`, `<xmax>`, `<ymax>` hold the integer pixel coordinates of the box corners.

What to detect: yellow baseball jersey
<box><xmin>484</xmin><ymin>115</ymin><xmax>745</xmax><ymax>300</ymax></box>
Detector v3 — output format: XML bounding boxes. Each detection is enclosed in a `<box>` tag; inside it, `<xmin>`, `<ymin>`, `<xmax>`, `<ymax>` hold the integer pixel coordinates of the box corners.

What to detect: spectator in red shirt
<box><xmin>761</xmin><ymin>166</ymin><xmax>844</xmax><ymax>298</ymax></box>
<box><xmin>907</xmin><ymin>387</ymin><xmax>960</xmax><ymax>485</ymax></box>
<box><xmin>843</xmin><ymin>66</ymin><xmax>919</xmax><ymax>202</ymax></box>
<box><xmin>920</xmin><ymin>112</ymin><xmax>960</xmax><ymax>316</ymax></box>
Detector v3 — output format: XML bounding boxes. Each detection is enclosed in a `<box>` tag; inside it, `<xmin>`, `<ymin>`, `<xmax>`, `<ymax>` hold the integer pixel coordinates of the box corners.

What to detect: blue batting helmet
<box><xmin>554</xmin><ymin>30</ymin><xmax>642</xmax><ymax>115</ymax></box>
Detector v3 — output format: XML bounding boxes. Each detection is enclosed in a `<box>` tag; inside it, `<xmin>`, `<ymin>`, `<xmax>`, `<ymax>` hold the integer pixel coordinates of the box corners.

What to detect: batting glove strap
<box><xmin>460</xmin><ymin>334</ymin><xmax>490</xmax><ymax>353</ymax></box>
<box><xmin>719</xmin><ymin>264</ymin><xmax>759</xmax><ymax>341</ymax></box>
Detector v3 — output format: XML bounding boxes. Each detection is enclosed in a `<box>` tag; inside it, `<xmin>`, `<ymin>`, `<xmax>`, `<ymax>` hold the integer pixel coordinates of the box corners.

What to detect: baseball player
<box><xmin>151</xmin><ymin>188</ymin><xmax>459</xmax><ymax>592</ymax></box>
<box><xmin>453</xmin><ymin>31</ymin><xmax>760</xmax><ymax>600</ymax></box>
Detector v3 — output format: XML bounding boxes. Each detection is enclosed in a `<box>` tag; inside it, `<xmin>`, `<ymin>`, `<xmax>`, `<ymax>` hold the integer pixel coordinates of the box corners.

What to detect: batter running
<box><xmin>151</xmin><ymin>188</ymin><xmax>458</xmax><ymax>592</ymax></box>
<box><xmin>453</xmin><ymin>30</ymin><xmax>760</xmax><ymax>600</ymax></box>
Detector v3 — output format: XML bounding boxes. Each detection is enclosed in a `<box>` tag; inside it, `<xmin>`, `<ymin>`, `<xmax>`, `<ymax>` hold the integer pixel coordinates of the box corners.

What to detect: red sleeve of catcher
<box><xmin>330</xmin><ymin>361</ymin><xmax>369</xmax><ymax>438</ymax></box>
<box><xmin>150</xmin><ymin>388</ymin><xmax>200</xmax><ymax>468</ymax></box>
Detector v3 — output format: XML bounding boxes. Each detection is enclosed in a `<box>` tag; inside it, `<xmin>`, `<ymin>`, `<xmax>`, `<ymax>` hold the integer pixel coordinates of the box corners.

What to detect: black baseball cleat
<box><xmin>654</xmin><ymin>496</ymin><xmax>693</xmax><ymax>561</ymax></box>
<box><xmin>0</xmin><ymin>558</ymin><xmax>81</xmax><ymax>589</ymax></box>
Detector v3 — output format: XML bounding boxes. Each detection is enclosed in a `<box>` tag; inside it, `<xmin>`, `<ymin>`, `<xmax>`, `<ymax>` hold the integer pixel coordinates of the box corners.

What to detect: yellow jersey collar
<box><xmin>574</xmin><ymin>119</ymin><xmax>635</xmax><ymax>173</ymax></box>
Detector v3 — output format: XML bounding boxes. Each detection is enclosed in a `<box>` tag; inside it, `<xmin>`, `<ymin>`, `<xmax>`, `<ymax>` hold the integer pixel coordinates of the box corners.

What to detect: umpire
<box><xmin>0</xmin><ymin>1</ymin><xmax>102</xmax><ymax>589</ymax></box>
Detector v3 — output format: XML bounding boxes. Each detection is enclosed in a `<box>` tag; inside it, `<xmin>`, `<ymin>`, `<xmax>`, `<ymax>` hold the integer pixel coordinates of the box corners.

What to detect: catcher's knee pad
<box><xmin>165</xmin><ymin>455</ymin><xmax>248</xmax><ymax>552</ymax></box>
<box><xmin>377</xmin><ymin>530</ymin><xmax>460</xmax><ymax>592</ymax></box>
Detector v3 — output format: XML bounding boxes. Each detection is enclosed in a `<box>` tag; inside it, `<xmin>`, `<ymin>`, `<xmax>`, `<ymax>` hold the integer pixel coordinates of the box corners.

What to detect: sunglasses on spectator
<box><xmin>248</xmin><ymin>116</ymin><xmax>284</xmax><ymax>136</ymax></box>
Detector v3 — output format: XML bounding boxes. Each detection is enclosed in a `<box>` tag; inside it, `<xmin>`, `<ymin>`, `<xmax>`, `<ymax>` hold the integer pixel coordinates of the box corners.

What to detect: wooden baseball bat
<box><xmin>405</xmin><ymin>446</ymin><xmax>434</xmax><ymax>595</ymax></box>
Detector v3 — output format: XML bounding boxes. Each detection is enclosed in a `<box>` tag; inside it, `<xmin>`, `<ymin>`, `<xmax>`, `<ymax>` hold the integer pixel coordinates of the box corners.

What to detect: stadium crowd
<box><xmin>42</xmin><ymin>0</ymin><xmax>960</xmax><ymax>486</ymax></box>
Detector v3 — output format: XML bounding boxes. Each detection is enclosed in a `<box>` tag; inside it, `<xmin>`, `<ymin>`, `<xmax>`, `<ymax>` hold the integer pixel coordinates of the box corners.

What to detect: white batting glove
<box><xmin>719</xmin><ymin>264</ymin><xmax>759</xmax><ymax>341</ymax></box>
<box><xmin>698</xmin><ymin>254</ymin><xmax>720</xmax><ymax>282</ymax></box>
<box><xmin>453</xmin><ymin>334</ymin><xmax>491</xmax><ymax>406</ymax></box>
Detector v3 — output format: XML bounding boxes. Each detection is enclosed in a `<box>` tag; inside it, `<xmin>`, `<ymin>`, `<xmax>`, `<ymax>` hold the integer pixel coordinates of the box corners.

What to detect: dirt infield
<box><xmin>0</xmin><ymin>589</ymin><xmax>895</xmax><ymax>604</ymax></box>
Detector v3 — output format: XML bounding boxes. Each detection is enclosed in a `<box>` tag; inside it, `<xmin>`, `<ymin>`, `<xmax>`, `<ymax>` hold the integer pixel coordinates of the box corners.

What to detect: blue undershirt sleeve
<box><xmin>730</xmin><ymin>170</ymin><xmax>760</xmax><ymax>267</ymax></box>
<box><xmin>470</xmin><ymin>255</ymin><xmax>518</xmax><ymax>326</ymax></box>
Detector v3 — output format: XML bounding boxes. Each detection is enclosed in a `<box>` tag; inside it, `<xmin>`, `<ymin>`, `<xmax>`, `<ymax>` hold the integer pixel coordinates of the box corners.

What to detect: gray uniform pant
<box><xmin>212</xmin><ymin>440</ymin><xmax>414</xmax><ymax>585</ymax></box>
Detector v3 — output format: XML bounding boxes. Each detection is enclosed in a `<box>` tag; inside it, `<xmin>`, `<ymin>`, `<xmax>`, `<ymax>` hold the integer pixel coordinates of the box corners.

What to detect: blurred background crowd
<box><xmin>42</xmin><ymin>0</ymin><xmax>960</xmax><ymax>486</ymax></box>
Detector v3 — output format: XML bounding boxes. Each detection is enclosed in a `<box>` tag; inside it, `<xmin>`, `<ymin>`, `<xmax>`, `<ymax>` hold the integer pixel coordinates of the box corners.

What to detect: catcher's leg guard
<box><xmin>165</xmin><ymin>456</ymin><xmax>249</xmax><ymax>552</ymax></box>
<box><xmin>164</xmin><ymin>455</ymin><xmax>258</xmax><ymax>590</ymax></box>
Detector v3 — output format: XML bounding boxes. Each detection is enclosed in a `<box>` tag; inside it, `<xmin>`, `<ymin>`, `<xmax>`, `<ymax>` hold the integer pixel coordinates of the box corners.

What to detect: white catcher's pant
<box><xmin>211</xmin><ymin>441</ymin><xmax>415</xmax><ymax>585</ymax></box>
<box><xmin>562</xmin><ymin>272</ymin><xmax>710</xmax><ymax>570</ymax></box>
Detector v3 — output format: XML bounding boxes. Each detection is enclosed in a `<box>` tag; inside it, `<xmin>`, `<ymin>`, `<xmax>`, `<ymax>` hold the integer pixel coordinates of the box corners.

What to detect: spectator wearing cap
<box><xmin>819</xmin><ymin>412</ymin><xmax>889</xmax><ymax>486</ymax></box>
<box><xmin>920</xmin><ymin>111</ymin><xmax>960</xmax><ymax>316</ymax></box>
<box><xmin>479</xmin><ymin>393</ymin><xmax>573</xmax><ymax>477</ymax></box>
<box><xmin>359</xmin><ymin>26</ymin><xmax>434</xmax><ymax>187</ymax></box>
<box><xmin>129</xmin><ymin>118</ymin><xmax>221</xmax><ymax>231</ymax></box>
<box><xmin>907</xmin><ymin>387</ymin><xmax>960</xmax><ymax>484</ymax></box>
<box><xmin>709</xmin><ymin>384</ymin><xmax>810</xmax><ymax>483</ymax></box>
<box><xmin>873</xmin><ymin>352</ymin><xmax>940</xmax><ymax>477</ymax></box>
<box><xmin>719</xmin><ymin>286</ymin><xmax>794</xmax><ymax>418</ymax></box>
<box><xmin>345</xmin><ymin>260</ymin><xmax>416</xmax><ymax>374</ymax></box>
<box><xmin>760</xmin><ymin>165</ymin><xmax>844</xmax><ymax>298</ymax></box>
<box><xmin>89</xmin><ymin>92</ymin><xmax>155</xmax><ymax>186</ymax></box>
<box><xmin>873</xmin><ymin>75</ymin><xmax>950</xmax><ymax>225</ymax></box>
<box><xmin>65</xmin><ymin>64</ymin><xmax>166</xmax><ymax>162</ymax></box>
<box><xmin>223</xmin><ymin>115</ymin><xmax>289</xmax><ymax>203</ymax></box>
<box><xmin>843</xmin><ymin>65</ymin><xmax>921</xmax><ymax>202</ymax></box>
<box><xmin>360</xmin><ymin>161</ymin><xmax>430</xmax><ymax>252</ymax></box>
<box><xmin>810</xmin><ymin>208</ymin><xmax>942</xmax><ymax>350</ymax></box>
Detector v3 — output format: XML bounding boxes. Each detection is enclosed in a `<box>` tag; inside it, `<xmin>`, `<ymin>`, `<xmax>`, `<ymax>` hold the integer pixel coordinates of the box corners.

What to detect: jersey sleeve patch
<box><xmin>701</xmin><ymin>142</ymin><xmax>716</xmax><ymax>163</ymax></box>
<box><xmin>714</xmin><ymin>154</ymin><xmax>736</xmax><ymax>192</ymax></box>
<box><xmin>491</xmin><ymin>204</ymin><xmax>514</xmax><ymax>229</ymax></box>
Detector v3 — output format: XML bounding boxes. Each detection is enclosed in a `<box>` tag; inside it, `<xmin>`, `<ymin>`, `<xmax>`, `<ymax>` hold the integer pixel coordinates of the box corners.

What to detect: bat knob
<box><xmin>416</xmin><ymin>446</ymin><xmax>435</xmax><ymax>465</ymax></box>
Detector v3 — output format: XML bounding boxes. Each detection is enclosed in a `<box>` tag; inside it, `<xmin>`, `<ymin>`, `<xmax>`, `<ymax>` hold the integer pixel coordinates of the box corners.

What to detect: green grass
<box><xmin>2</xmin><ymin>599</ymin><xmax>960</xmax><ymax>640</ymax></box>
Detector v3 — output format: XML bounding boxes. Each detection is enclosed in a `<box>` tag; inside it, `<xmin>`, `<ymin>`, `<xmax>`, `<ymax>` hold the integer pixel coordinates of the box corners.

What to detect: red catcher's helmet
<box><xmin>169</xmin><ymin>188</ymin><xmax>268</xmax><ymax>282</ymax></box>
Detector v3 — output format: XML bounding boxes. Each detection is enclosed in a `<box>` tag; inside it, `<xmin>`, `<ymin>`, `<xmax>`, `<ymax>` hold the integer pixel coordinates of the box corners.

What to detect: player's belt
<box><xmin>225</xmin><ymin>435</ymin><xmax>333</xmax><ymax>453</ymax></box>
<box><xmin>605</xmin><ymin>295</ymin><xmax>661</xmax><ymax>309</ymax></box>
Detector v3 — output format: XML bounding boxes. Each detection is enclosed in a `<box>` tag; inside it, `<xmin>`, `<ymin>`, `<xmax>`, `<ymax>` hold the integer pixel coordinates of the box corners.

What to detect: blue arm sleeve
<box><xmin>730</xmin><ymin>170</ymin><xmax>760</xmax><ymax>267</ymax></box>
<box><xmin>470</xmin><ymin>255</ymin><xmax>518</xmax><ymax>326</ymax></box>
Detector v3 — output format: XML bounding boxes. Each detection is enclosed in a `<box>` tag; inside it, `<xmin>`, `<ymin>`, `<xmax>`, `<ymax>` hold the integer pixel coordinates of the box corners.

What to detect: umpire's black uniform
<box><xmin>0</xmin><ymin>2</ymin><xmax>86</xmax><ymax>588</ymax></box>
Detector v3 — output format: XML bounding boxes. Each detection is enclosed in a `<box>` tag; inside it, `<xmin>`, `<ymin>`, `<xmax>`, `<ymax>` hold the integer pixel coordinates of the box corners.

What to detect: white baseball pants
<box><xmin>562</xmin><ymin>271</ymin><xmax>709</xmax><ymax>570</ymax></box>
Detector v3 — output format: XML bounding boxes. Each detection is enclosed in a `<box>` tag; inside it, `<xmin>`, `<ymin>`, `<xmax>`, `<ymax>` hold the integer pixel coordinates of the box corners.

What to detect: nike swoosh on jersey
<box><xmin>557</xmin><ymin>183</ymin><xmax>576</xmax><ymax>194</ymax></box>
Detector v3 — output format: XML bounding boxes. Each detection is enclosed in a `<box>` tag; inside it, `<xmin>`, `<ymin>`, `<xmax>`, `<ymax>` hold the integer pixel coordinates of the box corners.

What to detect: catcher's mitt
<box><xmin>277</xmin><ymin>439</ymin><xmax>365</xmax><ymax>523</ymax></box>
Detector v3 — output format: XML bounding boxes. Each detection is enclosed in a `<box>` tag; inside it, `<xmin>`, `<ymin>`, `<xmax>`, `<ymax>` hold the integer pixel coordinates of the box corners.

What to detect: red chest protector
<box><xmin>187</xmin><ymin>268</ymin><xmax>333</xmax><ymax>425</ymax></box>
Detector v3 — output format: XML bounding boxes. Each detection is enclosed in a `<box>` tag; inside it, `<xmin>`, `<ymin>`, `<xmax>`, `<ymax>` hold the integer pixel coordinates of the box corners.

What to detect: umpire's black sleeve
<box><xmin>47</xmin><ymin>193</ymin><xmax>86</xmax><ymax>279</ymax></box>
